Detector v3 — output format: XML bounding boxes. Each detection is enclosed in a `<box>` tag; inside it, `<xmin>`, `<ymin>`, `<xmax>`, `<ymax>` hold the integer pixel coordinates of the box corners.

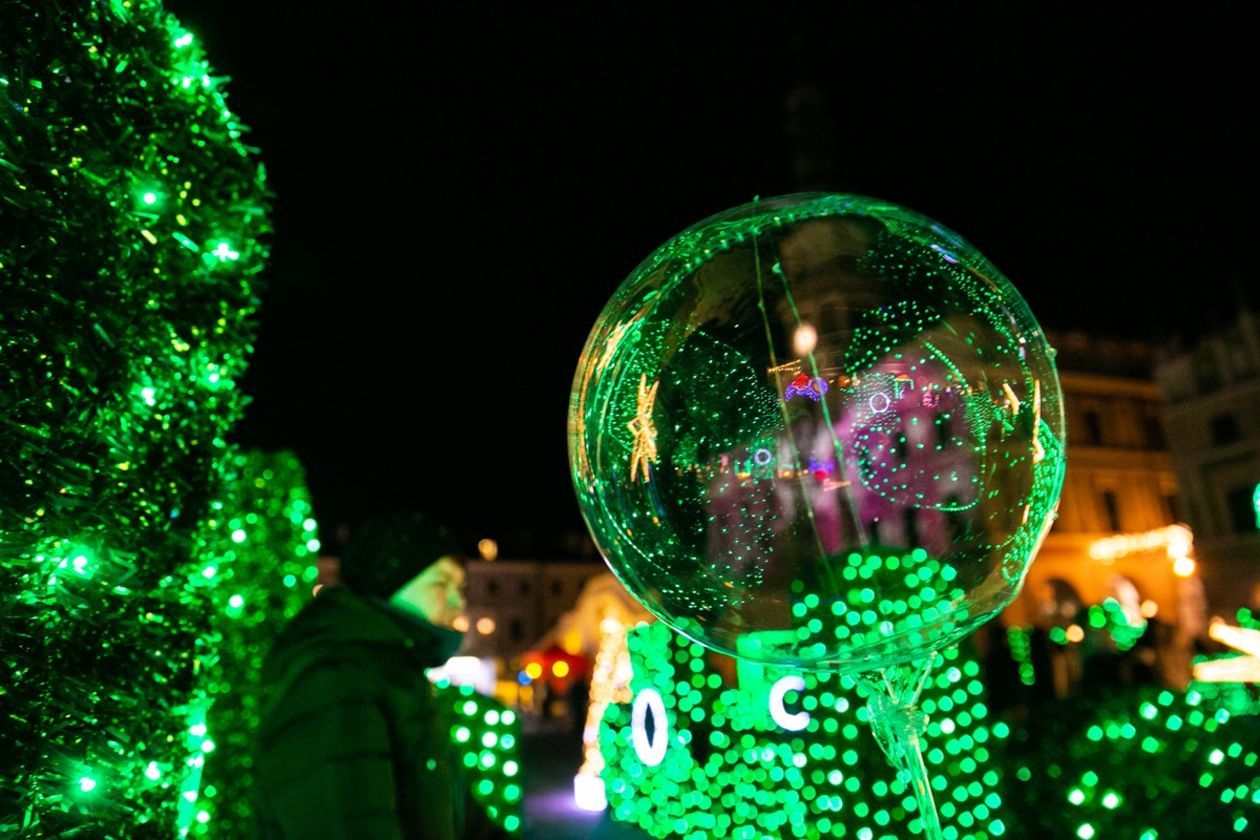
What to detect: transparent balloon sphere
<box><xmin>570</xmin><ymin>194</ymin><xmax>1065</xmax><ymax>673</ymax></box>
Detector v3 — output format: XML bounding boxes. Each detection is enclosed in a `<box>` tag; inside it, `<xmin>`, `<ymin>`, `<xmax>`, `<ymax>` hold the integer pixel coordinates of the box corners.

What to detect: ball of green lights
<box><xmin>570</xmin><ymin>194</ymin><xmax>1065</xmax><ymax>672</ymax></box>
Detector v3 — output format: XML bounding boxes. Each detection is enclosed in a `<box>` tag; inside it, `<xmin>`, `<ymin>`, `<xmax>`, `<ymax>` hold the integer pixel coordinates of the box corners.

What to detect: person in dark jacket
<box><xmin>253</xmin><ymin>514</ymin><xmax>469</xmax><ymax>839</ymax></box>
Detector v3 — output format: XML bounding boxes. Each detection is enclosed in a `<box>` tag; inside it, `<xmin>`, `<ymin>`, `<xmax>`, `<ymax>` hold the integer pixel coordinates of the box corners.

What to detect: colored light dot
<box><xmin>1102</xmin><ymin>792</ymin><xmax>1120</xmax><ymax>809</ymax></box>
<box><xmin>79</xmin><ymin>777</ymin><xmax>97</xmax><ymax>793</ymax></box>
<box><xmin>1078</xmin><ymin>824</ymin><xmax>1095</xmax><ymax>840</ymax></box>
<box><xmin>454</xmin><ymin>727</ymin><xmax>470</xmax><ymax>743</ymax></box>
<box><xmin>196</xmin><ymin>811</ymin><xmax>210</xmax><ymax>824</ymax></box>
<box><xmin>145</xmin><ymin>762</ymin><xmax>161</xmax><ymax>781</ymax></box>
<box><xmin>228</xmin><ymin>594</ymin><xmax>244</xmax><ymax>609</ymax></box>
<box><xmin>190</xmin><ymin>724</ymin><xmax>207</xmax><ymax>737</ymax></box>
<box><xmin>485</xmin><ymin>710</ymin><xmax>500</xmax><ymax>725</ymax></box>
<box><xmin>230</xmin><ymin>529</ymin><xmax>246</xmax><ymax>544</ymax></box>
<box><xmin>482</xmin><ymin>733</ymin><xmax>497</xmax><ymax>748</ymax></box>
<box><xmin>504</xmin><ymin>761</ymin><xmax>518</xmax><ymax>776</ymax></box>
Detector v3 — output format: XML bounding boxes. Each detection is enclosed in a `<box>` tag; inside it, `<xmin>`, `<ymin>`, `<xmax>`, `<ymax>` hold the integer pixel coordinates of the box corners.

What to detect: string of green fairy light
<box><xmin>436</xmin><ymin>680</ymin><xmax>525</xmax><ymax>835</ymax></box>
<box><xmin>600</xmin><ymin>619</ymin><xmax>1006</xmax><ymax>839</ymax></box>
<box><xmin>1005</xmin><ymin>683</ymin><xmax>1259</xmax><ymax>838</ymax></box>
<box><xmin>181</xmin><ymin>451</ymin><xmax>320</xmax><ymax>836</ymax></box>
<box><xmin>598</xmin><ymin>603</ymin><xmax>1260</xmax><ymax>837</ymax></box>
<box><xmin>183</xmin><ymin>450</ymin><xmax>526</xmax><ymax>837</ymax></box>
<box><xmin>1</xmin><ymin>1</ymin><xmax>269</xmax><ymax>833</ymax></box>
<box><xmin>0</xmin><ymin>6</ymin><xmax>526</xmax><ymax>836</ymax></box>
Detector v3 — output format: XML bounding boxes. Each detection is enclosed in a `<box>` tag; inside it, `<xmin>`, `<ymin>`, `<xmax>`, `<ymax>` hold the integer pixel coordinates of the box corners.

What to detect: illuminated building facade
<box><xmin>1155</xmin><ymin>310</ymin><xmax>1260</xmax><ymax>618</ymax></box>
<box><xmin>1005</xmin><ymin>333</ymin><xmax>1198</xmax><ymax>672</ymax></box>
<box><xmin>459</xmin><ymin>559</ymin><xmax>609</xmax><ymax>659</ymax></box>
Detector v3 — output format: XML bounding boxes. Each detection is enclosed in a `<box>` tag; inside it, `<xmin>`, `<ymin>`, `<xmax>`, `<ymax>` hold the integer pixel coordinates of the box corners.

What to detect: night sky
<box><xmin>167</xmin><ymin>2</ymin><xmax>1250</xmax><ymax>556</ymax></box>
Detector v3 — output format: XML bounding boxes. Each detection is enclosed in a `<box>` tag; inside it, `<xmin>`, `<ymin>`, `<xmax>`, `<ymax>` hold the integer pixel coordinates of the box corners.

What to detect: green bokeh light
<box><xmin>600</xmin><ymin>621</ymin><xmax>1004</xmax><ymax>838</ymax></box>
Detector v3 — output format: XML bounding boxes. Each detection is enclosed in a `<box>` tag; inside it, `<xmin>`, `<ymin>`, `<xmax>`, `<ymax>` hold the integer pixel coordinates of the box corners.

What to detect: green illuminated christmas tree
<box><xmin>599</xmin><ymin>621</ymin><xmax>1007</xmax><ymax>839</ymax></box>
<box><xmin>1001</xmin><ymin>683</ymin><xmax>1260</xmax><ymax>838</ymax></box>
<box><xmin>997</xmin><ymin>608</ymin><xmax>1260</xmax><ymax>838</ymax></box>
<box><xmin>437</xmin><ymin>681</ymin><xmax>526</xmax><ymax>836</ymax></box>
<box><xmin>185</xmin><ymin>451</ymin><xmax>319</xmax><ymax>837</ymax></box>
<box><xmin>0</xmin><ymin>1</ymin><xmax>268</xmax><ymax>833</ymax></box>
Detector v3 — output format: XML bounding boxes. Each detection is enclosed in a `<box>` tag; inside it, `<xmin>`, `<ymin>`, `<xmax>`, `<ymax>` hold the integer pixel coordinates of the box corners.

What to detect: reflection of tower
<box><xmin>784</xmin><ymin>24</ymin><xmax>846</xmax><ymax>193</ymax></box>
<box><xmin>785</xmin><ymin>81</ymin><xmax>839</xmax><ymax>192</ymax></box>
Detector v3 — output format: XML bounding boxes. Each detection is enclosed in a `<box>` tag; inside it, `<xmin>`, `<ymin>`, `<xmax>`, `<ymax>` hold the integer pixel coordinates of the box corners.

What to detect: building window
<box><xmin>1082</xmin><ymin>410</ymin><xmax>1103</xmax><ymax>446</ymax></box>
<box><xmin>1164</xmin><ymin>493</ymin><xmax>1181</xmax><ymax>523</ymax></box>
<box><xmin>902</xmin><ymin>507</ymin><xmax>919</xmax><ymax>548</ymax></box>
<box><xmin>1144</xmin><ymin>415</ymin><xmax>1166</xmax><ymax>449</ymax></box>
<box><xmin>944</xmin><ymin>496</ymin><xmax>967</xmax><ymax>543</ymax></box>
<box><xmin>1211</xmin><ymin>414</ymin><xmax>1241</xmax><ymax>446</ymax></box>
<box><xmin>510</xmin><ymin>619</ymin><xmax>525</xmax><ymax>642</ymax></box>
<box><xmin>1226</xmin><ymin>484</ymin><xmax>1258</xmax><ymax>534</ymax></box>
<box><xmin>1100</xmin><ymin>491</ymin><xmax>1121</xmax><ymax>532</ymax></box>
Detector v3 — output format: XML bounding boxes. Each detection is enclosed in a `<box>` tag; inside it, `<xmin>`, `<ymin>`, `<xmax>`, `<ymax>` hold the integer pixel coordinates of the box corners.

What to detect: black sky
<box><xmin>166</xmin><ymin>1</ymin><xmax>1251</xmax><ymax>555</ymax></box>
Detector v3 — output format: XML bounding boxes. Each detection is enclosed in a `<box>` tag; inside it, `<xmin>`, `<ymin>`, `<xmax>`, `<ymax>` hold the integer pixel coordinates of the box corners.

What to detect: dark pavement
<box><xmin>521</xmin><ymin>718</ymin><xmax>649</xmax><ymax>840</ymax></box>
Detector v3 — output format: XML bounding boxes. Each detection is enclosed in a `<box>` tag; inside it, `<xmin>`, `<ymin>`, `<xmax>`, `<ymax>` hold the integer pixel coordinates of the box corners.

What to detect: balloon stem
<box><xmin>857</xmin><ymin>653</ymin><xmax>944</xmax><ymax>840</ymax></box>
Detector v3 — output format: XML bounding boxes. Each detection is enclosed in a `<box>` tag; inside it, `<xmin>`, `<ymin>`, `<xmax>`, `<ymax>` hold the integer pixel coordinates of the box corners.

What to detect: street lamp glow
<box><xmin>792</xmin><ymin>323</ymin><xmax>818</xmax><ymax>357</ymax></box>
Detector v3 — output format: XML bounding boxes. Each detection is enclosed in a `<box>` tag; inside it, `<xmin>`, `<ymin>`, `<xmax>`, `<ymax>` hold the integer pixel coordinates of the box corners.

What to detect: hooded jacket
<box><xmin>253</xmin><ymin>586</ymin><xmax>465</xmax><ymax>839</ymax></box>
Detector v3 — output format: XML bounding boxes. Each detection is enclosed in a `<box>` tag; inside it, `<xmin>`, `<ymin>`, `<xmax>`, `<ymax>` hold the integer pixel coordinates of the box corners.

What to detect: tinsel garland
<box><xmin>0</xmin><ymin>1</ymin><xmax>268</xmax><ymax>834</ymax></box>
<box><xmin>185</xmin><ymin>450</ymin><xmax>317</xmax><ymax>837</ymax></box>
